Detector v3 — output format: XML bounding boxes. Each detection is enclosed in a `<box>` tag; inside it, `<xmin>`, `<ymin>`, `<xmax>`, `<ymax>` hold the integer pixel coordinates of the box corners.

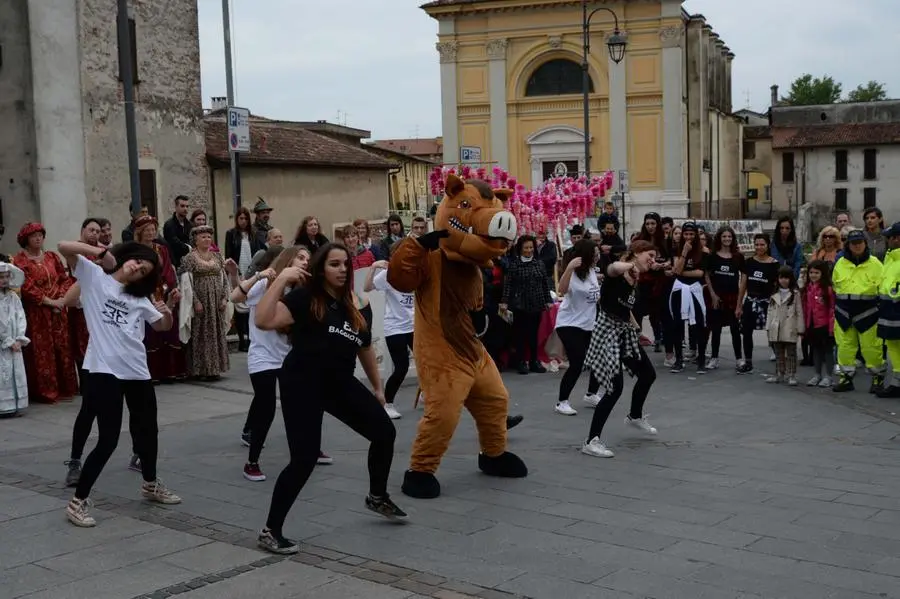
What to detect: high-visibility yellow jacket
<box><xmin>833</xmin><ymin>253</ymin><xmax>882</xmax><ymax>332</ymax></box>
<box><xmin>878</xmin><ymin>249</ymin><xmax>900</xmax><ymax>339</ymax></box>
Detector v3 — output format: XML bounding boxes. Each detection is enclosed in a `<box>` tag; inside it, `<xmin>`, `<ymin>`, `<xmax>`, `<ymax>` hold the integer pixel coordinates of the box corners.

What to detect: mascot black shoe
<box><xmin>402</xmin><ymin>470</ymin><xmax>441</xmax><ymax>499</ymax></box>
<box><xmin>478</xmin><ymin>451</ymin><xmax>528</xmax><ymax>478</ymax></box>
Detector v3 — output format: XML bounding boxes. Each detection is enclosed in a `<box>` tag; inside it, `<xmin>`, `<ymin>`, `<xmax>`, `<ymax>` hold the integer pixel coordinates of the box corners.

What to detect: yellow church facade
<box><xmin>422</xmin><ymin>0</ymin><xmax>744</xmax><ymax>226</ymax></box>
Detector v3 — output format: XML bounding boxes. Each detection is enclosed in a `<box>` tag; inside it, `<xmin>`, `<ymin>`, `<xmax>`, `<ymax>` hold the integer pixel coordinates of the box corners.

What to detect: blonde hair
<box><xmin>270</xmin><ymin>245</ymin><xmax>310</xmax><ymax>276</ymax></box>
<box><xmin>815</xmin><ymin>225</ymin><xmax>843</xmax><ymax>253</ymax></box>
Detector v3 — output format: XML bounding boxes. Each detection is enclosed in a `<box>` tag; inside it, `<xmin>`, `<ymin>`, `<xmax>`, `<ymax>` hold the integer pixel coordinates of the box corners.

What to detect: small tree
<box><xmin>783</xmin><ymin>74</ymin><xmax>842</xmax><ymax>105</ymax></box>
<box><xmin>846</xmin><ymin>81</ymin><xmax>888</xmax><ymax>102</ymax></box>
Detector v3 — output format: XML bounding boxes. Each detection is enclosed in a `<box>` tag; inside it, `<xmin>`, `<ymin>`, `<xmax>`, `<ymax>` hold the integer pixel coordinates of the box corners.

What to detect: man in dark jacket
<box><xmin>535</xmin><ymin>231</ymin><xmax>558</xmax><ymax>279</ymax></box>
<box><xmin>252</xmin><ymin>197</ymin><xmax>273</xmax><ymax>248</ymax></box>
<box><xmin>163</xmin><ymin>195</ymin><xmax>192</xmax><ymax>267</ymax></box>
<box><xmin>597</xmin><ymin>213</ymin><xmax>627</xmax><ymax>271</ymax></box>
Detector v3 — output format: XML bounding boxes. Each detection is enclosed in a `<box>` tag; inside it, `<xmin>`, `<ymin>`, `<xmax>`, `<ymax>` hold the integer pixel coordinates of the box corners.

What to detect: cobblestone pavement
<box><xmin>2</xmin><ymin>335</ymin><xmax>900</xmax><ymax>599</ymax></box>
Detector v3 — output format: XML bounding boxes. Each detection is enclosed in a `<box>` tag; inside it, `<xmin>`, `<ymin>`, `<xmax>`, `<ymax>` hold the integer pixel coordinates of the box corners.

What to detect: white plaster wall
<box><xmin>804</xmin><ymin>145</ymin><xmax>900</xmax><ymax>220</ymax></box>
<box><xmin>26</xmin><ymin>0</ymin><xmax>88</xmax><ymax>248</ymax></box>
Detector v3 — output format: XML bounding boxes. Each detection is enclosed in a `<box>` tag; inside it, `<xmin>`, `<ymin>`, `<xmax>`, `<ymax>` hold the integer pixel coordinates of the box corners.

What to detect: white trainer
<box><xmin>625</xmin><ymin>415</ymin><xmax>658</xmax><ymax>435</ymax></box>
<box><xmin>766</xmin><ymin>375</ymin><xmax>782</xmax><ymax>384</ymax></box>
<box><xmin>581</xmin><ymin>437</ymin><xmax>614</xmax><ymax>458</ymax></box>
<box><xmin>66</xmin><ymin>497</ymin><xmax>96</xmax><ymax>527</ymax></box>
<box><xmin>555</xmin><ymin>400</ymin><xmax>577</xmax><ymax>416</ymax></box>
<box><xmin>818</xmin><ymin>377</ymin><xmax>833</xmax><ymax>388</ymax></box>
<box><xmin>787</xmin><ymin>377</ymin><xmax>798</xmax><ymax>386</ymax></box>
<box><xmin>583</xmin><ymin>393</ymin><xmax>601</xmax><ymax>408</ymax></box>
<box><xmin>706</xmin><ymin>357</ymin><xmax>720</xmax><ymax>370</ymax></box>
<box><xmin>384</xmin><ymin>403</ymin><xmax>402</xmax><ymax>420</ymax></box>
<box><xmin>807</xmin><ymin>375</ymin><xmax>821</xmax><ymax>386</ymax></box>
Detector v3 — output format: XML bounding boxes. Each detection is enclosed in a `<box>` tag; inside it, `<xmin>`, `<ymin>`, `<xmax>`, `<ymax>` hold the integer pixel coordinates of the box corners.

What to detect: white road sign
<box><xmin>227</xmin><ymin>106</ymin><xmax>251</xmax><ymax>153</ymax></box>
<box><xmin>460</xmin><ymin>146</ymin><xmax>482</xmax><ymax>164</ymax></box>
<box><xmin>618</xmin><ymin>169</ymin><xmax>629</xmax><ymax>193</ymax></box>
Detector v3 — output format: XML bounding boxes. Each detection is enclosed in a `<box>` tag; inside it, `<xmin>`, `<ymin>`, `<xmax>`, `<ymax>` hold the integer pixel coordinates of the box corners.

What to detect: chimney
<box><xmin>211</xmin><ymin>96</ymin><xmax>227</xmax><ymax>111</ymax></box>
<box><xmin>770</xmin><ymin>85</ymin><xmax>779</xmax><ymax>108</ymax></box>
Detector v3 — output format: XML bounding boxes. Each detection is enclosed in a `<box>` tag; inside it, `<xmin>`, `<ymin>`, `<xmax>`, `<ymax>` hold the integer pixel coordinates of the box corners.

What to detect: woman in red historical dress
<box><xmin>12</xmin><ymin>222</ymin><xmax>78</xmax><ymax>403</ymax></box>
<box><xmin>135</xmin><ymin>216</ymin><xmax>187</xmax><ymax>382</ymax></box>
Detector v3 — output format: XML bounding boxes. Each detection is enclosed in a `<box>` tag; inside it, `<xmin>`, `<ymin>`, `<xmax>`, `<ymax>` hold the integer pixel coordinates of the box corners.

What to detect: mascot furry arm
<box><xmin>388</xmin><ymin>174</ymin><xmax>527</xmax><ymax>500</ymax></box>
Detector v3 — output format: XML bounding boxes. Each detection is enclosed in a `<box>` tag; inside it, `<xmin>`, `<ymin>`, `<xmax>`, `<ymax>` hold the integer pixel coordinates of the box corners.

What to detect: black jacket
<box><xmin>163</xmin><ymin>214</ymin><xmax>192</xmax><ymax>267</ymax></box>
<box><xmin>535</xmin><ymin>240</ymin><xmax>558</xmax><ymax>279</ymax></box>
<box><xmin>502</xmin><ymin>257</ymin><xmax>553</xmax><ymax>313</ymax></box>
<box><xmin>224</xmin><ymin>228</ymin><xmax>264</xmax><ymax>265</ymax></box>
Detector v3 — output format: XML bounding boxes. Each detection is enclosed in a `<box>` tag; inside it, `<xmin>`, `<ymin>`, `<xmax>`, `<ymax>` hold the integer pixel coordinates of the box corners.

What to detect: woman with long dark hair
<box><xmin>254</xmin><ymin>242</ymin><xmax>404</xmax><ymax>554</ymax></box>
<box><xmin>635</xmin><ymin>212</ymin><xmax>668</xmax><ymax>352</ymax></box>
<box><xmin>667</xmin><ymin>222</ymin><xmax>709</xmax><ymax>374</ymax></box>
<box><xmin>225</xmin><ymin>207</ymin><xmax>264</xmax><ymax>351</ymax></box>
<box><xmin>771</xmin><ymin>217</ymin><xmax>804</xmax><ymax>279</ymax></box>
<box><xmin>57</xmin><ymin>241</ymin><xmax>182</xmax><ymax>527</ymax></box>
<box><xmin>735</xmin><ymin>233</ymin><xmax>780</xmax><ymax>374</ymax></box>
<box><xmin>293</xmin><ymin>216</ymin><xmax>329</xmax><ymax>252</ymax></box>
<box><xmin>553</xmin><ymin>239</ymin><xmax>602</xmax><ymax>416</ymax></box>
<box><xmin>705</xmin><ymin>226</ymin><xmax>744</xmax><ymax>369</ymax></box>
<box><xmin>581</xmin><ymin>240</ymin><xmax>659</xmax><ymax>458</ymax></box>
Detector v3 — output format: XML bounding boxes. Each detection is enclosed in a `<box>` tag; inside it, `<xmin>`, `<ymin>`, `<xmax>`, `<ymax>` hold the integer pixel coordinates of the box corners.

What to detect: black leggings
<box><xmin>265</xmin><ymin>372</ymin><xmax>396</xmax><ymax>534</ymax></box>
<box><xmin>740</xmin><ymin>301</ymin><xmax>763</xmax><ymax>363</ymax></box>
<box><xmin>246</xmin><ymin>369</ymin><xmax>279</xmax><ymax>463</ymax></box>
<box><xmin>556</xmin><ymin>326</ymin><xmax>600</xmax><ymax>404</ymax></box>
<box><xmin>235</xmin><ymin>312</ymin><xmax>250</xmax><ymax>347</ymax></box>
<box><xmin>75</xmin><ymin>373</ymin><xmax>158</xmax><ymax>500</ymax></box>
<box><xmin>588</xmin><ymin>347</ymin><xmax>656</xmax><ymax>439</ymax></box>
<box><xmin>70</xmin><ymin>375</ymin><xmax>138</xmax><ymax>461</ymax></box>
<box><xmin>668</xmin><ymin>290</ymin><xmax>707</xmax><ymax>363</ymax></box>
<box><xmin>513</xmin><ymin>310</ymin><xmax>542</xmax><ymax>364</ymax></box>
<box><xmin>384</xmin><ymin>333</ymin><xmax>414</xmax><ymax>403</ymax></box>
<box><xmin>710</xmin><ymin>312</ymin><xmax>741</xmax><ymax>360</ymax></box>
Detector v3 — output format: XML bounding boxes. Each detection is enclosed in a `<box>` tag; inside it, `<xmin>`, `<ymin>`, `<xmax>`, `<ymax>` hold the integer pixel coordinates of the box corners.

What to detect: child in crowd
<box><xmin>803</xmin><ymin>260</ymin><xmax>835</xmax><ymax>387</ymax></box>
<box><xmin>766</xmin><ymin>266</ymin><xmax>805</xmax><ymax>385</ymax></box>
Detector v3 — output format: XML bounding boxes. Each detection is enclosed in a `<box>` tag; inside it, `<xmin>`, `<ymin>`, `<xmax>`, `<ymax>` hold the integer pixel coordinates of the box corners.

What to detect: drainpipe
<box><xmin>388</xmin><ymin>167</ymin><xmax>401</xmax><ymax>212</ymax></box>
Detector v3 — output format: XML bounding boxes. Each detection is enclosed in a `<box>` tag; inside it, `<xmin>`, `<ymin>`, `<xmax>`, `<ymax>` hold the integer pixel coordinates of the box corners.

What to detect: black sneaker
<box><xmin>670</xmin><ymin>361</ymin><xmax>684</xmax><ymax>373</ymax></box>
<box><xmin>128</xmin><ymin>454</ymin><xmax>142</xmax><ymax>473</ymax></box>
<box><xmin>870</xmin><ymin>375</ymin><xmax>885</xmax><ymax>395</ymax></box>
<box><xmin>516</xmin><ymin>362</ymin><xmax>529</xmax><ymax>375</ymax></box>
<box><xmin>365</xmin><ymin>494</ymin><xmax>408</xmax><ymax>521</ymax></box>
<box><xmin>257</xmin><ymin>528</ymin><xmax>299</xmax><ymax>554</ymax></box>
<box><xmin>696</xmin><ymin>359</ymin><xmax>707</xmax><ymax>375</ymax></box>
<box><xmin>241</xmin><ymin>431</ymin><xmax>252</xmax><ymax>448</ymax></box>
<box><xmin>833</xmin><ymin>373</ymin><xmax>854</xmax><ymax>393</ymax></box>
<box><xmin>64</xmin><ymin>459</ymin><xmax>82</xmax><ymax>487</ymax></box>
<box><xmin>736</xmin><ymin>362</ymin><xmax>754</xmax><ymax>375</ymax></box>
<box><xmin>529</xmin><ymin>361</ymin><xmax>547</xmax><ymax>374</ymax></box>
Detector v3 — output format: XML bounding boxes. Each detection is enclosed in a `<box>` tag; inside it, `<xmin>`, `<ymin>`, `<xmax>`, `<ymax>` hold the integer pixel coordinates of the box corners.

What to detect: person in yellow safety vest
<box><xmin>832</xmin><ymin>229</ymin><xmax>885</xmax><ymax>393</ymax></box>
<box><xmin>876</xmin><ymin>223</ymin><xmax>900</xmax><ymax>398</ymax></box>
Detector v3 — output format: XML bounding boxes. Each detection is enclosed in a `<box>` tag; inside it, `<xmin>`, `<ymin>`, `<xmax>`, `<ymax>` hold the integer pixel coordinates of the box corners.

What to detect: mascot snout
<box><xmin>485</xmin><ymin>210</ymin><xmax>516</xmax><ymax>241</ymax></box>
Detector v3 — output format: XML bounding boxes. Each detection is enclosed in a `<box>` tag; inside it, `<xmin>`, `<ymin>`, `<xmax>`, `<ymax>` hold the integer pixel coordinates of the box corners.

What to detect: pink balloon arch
<box><xmin>429</xmin><ymin>165</ymin><xmax>614</xmax><ymax>236</ymax></box>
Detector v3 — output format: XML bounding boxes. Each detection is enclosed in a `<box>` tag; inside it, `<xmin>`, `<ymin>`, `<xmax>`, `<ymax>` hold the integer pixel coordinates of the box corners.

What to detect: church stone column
<box><xmin>486</xmin><ymin>38</ymin><xmax>509</xmax><ymax>170</ymax></box>
<box><xmin>607</xmin><ymin>32</ymin><xmax>628</xmax><ymax>187</ymax></box>
<box><xmin>26</xmin><ymin>0</ymin><xmax>88</xmax><ymax>246</ymax></box>
<box><xmin>660</xmin><ymin>25</ymin><xmax>686</xmax><ymax>196</ymax></box>
<box><xmin>437</xmin><ymin>30</ymin><xmax>459</xmax><ymax>166</ymax></box>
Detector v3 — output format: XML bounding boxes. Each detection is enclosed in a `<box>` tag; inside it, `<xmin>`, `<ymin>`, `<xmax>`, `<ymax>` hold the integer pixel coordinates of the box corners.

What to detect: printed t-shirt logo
<box><xmin>586</xmin><ymin>284</ymin><xmax>600</xmax><ymax>303</ymax></box>
<box><xmin>328</xmin><ymin>320</ymin><xmax>364</xmax><ymax>346</ymax></box>
<box><xmin>101</xmin><ymin>298</ymin><xmax>130</xmax><ymax>327</ymax></box>
<box><xmin>398</xmin><ymin>293</ymin><xmax>414</xmax><ymax>307</ymax></box>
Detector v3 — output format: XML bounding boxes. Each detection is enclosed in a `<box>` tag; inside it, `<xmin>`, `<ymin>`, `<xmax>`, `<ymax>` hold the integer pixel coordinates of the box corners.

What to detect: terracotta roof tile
<box><xmin>205</xmin><ymin>120</ymin><xmax>398</xmax><ymax>169</ymax></box>
<box><xmin>772</xmin><ymin>123</ymin><xmax>900</xmax><ymax>149</ymax></box>
<box><xmin>744</xmin><ymin>125</ymin><xmax>771</xmax><ymax>139</ymax></box>
<box><xmin>369</xmin><ymin>138</ymin><xmax>443</xmax><ymax>157</ymax></box>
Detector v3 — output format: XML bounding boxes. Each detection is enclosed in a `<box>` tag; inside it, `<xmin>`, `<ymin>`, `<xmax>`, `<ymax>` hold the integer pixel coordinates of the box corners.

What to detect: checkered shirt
<box><xmin>584</xmin><ymin>307</ymin><xmax>641</xmax><ymax>394</ymax></box>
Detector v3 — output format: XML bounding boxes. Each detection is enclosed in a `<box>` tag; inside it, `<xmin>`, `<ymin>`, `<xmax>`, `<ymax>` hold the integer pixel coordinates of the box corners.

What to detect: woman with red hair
<box><xmin>12</xmin><ymin>222</ymin><xmax>78</xmax><ymax>403</ymax></box>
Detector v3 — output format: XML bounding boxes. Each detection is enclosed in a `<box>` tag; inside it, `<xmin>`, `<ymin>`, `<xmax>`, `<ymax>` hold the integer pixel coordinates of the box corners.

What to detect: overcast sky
<box><xmin>198</xmin><ymin>0</ymin><xmax>899</xmax><ymax>140</ymax></box>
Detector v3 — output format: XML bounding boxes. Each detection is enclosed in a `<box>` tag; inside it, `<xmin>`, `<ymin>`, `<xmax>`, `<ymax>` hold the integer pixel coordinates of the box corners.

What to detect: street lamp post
<box><xmin>582</xmin><ymin>0</ymin><xmax>627</xmax><ymax>180</ymax></box>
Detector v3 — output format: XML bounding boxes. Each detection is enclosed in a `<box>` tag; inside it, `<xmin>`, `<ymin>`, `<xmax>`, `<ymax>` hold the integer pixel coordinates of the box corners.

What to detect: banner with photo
<box><xmin>675</xmin><ymin>219</ymin><xmax>763</xmax><ymax>254</ymax></box>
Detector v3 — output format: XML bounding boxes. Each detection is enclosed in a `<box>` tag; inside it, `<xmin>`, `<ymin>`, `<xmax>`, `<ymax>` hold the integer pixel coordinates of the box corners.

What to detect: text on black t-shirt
<box><xmin>743</xmin><ymin>257</ymin><xmax>780</xmax><ymax>299</ymax></box>
<box><xmin>600</xmin><ymin>272</ymin><xmax>638</xmax><ymax>322</ymax></box>
<box><xmin>280</xmin><ymin>287</ymin><xmax>373</xmax><ymax>375</ymax></box>
<box><xmin>676</xmin><ymin>252</ymin><xmax>707</xmax><ymax>285</ymax></box>
<box><xmin>708</xmin><ymin>253</ymin><xmax>742</xmax><ymax>294</ymax></box>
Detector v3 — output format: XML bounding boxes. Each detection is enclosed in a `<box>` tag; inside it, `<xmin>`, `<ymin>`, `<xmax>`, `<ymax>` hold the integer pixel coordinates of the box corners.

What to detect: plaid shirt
<box><xmin>502</xmin><ymin>257</ymin><xmax>552</xmax><ymax>312</ymax></box>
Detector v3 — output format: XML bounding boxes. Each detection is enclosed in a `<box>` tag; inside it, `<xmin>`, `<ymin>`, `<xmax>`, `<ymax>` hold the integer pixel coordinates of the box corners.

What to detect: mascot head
<box><xmin>436</xmin><ymin>174</ymin><xmax>517</xmax><ymax>265</ymax></box>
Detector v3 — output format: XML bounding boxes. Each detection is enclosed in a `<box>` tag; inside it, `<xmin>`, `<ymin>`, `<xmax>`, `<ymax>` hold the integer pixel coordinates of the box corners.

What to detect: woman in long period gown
<box><xmin>180</xmin><ymin>226</ymin><xmax>230</xmax><ymax>380</ymax></box>
<box><xmin>0</xmin><ymin>263</ymin><xmax>29</xmax><ymax>416</ymax></box>
<box><xmin>135</xmin><ymin>216</ymin><xmax>187</xmax><ymax>382</ymax></box>
<box><xmin>12</xmin><ymin>222</ymin><xmax>78</xmax><ymax>403</ymax></box>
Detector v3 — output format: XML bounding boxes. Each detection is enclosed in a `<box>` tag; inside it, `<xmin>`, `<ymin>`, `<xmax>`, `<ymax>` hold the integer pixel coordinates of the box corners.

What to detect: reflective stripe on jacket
<box><xmin>833</xmin><ymin>255</ymin><xmax>883</xmax><ymax>332</ymax></box>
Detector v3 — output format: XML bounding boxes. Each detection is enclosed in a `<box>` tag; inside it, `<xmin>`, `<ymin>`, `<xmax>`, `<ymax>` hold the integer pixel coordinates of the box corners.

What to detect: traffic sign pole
<box><xmin>222</xmin><ymin>0</ymin><xmax>241</xmax><ymax>216</ymax></box>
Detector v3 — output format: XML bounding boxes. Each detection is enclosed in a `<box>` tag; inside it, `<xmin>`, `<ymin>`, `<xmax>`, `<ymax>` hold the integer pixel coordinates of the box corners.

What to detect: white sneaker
<box><xmin>555</xmin><ymin>400</ymin><xmax>577</xmax><ymax>416</ymax></box>
<box><xmin>581</xmin><ymin>437</ymin><xmax>614</xmax><ymax>458</ymax></box>
<box><xmin>66</xmin><ymin>497</ymin><xmax>96</xmax><ymax>527</ymax></box>
<box><xmin>384</xmin><ymin>403</ymin><xmax>402</xmax><ymax>420</ymax></box>
<box><xmin>787</xmin><ymin>377</ymin><xmax>798</xmax><ymax>386</ymax></box>
<box><xmin>766</xmin><ymin>375</ymin><xmax>782</xmax><ymax>384</ymax></box>
<box><xmin>818</xmin><ymin>377</ymin><xmax>833</xmax><ymax>388</ymax></box>
<box><xmin>625</xmin><ymin>415</ymin><xmax>658</xmax><ymax>435</ymax></box>
<box><xmin>807</xmin><ymin>375</ymin><xmax>821</xmax><ymax>386</ymax></box>
<box><xmin>664</xmin><ymin>355</ymin><xmax>675</xmax><ymax>368</ymax></box>
<box><xmin>770</xmin><ymin>351</ymin><xmax>777</xmax><ymax>362</ymax></box>
<box><xmin>706</xmin><ymin>357</ymin><xmax>720</xmax><ymax>370</ymax></box>
<box><xmin>583</xmin><ymin>393</ymin><xmax>601</xmax><ymax>408</ymax></box>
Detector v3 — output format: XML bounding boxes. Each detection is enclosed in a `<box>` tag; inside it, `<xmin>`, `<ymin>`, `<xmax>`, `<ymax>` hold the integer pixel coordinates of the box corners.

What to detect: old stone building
<box><xmin>0</xmin><ymin>0</ymin><xmax>207</xmax><ymax>255</ymax></box>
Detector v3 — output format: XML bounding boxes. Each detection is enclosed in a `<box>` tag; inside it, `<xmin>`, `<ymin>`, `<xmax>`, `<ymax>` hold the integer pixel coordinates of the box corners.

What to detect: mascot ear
<box><xmin>493</xmin><ymin>188</ymin><xmax>513</xmax><ymax>203</ymax></box>
<box><xmin>445</xmin><ymin>174</ymin><xmax>465</xmax><ymax>197</ymax></box>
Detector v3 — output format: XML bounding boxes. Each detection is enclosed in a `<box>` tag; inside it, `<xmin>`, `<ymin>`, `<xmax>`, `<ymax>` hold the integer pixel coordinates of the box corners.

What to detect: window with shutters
<box><xmin>525</xmin><ymin>59</ymin><xmax>591</xmax><ymax>96</ymax></box>
<box><xmin>863</xmin><ymin>187</ymin><xmax>877</xmax><ymax>208</ymax></box>
<box><xmin>834</xmin><ymin>149</ymin><xmax>848</xmax><ymax>181</ymax></box>
<box><xmin>782</xmin><ymin>152</ymin><xmax>794</xmax><ymax>182</ymax></box>
<box><xmin>834</xmin><ymin>188</ymin><xmax>848</xmax><ymax>211</ymax></box>
<box><xmin>863</xmin><ymin>148</ymin><xmax>877</xmax><ymax>180</ymax></box>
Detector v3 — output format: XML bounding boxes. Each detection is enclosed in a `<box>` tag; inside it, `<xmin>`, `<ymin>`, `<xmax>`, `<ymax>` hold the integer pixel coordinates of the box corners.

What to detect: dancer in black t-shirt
<box><xmin>253</xmin><ymin>242</ymin><xmax>406</xmax><ymax>554</ymax></box>
<box><xmin>735</xmin><ymin>234</ymin><xmax>780</xmax><ymax>374</ymax></box>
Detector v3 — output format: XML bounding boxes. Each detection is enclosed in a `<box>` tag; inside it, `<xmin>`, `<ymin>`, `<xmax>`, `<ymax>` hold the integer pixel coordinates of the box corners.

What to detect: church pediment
<box><xmin>525</xmin><ymin>125</ymin><xmax>586</xmax><ymax>146</ymax></box>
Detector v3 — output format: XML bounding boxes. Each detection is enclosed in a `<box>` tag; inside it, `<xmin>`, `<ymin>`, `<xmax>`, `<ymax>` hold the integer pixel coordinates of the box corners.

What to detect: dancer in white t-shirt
<box><xmin>57</xmin><ymin>241</ymin><xmax>182</xmax><ymax>527</ymax></box>
<box><xmin>554</xmin><ymin>239</ymin><xmax>603</xmax><ymax>416</ymax></box>
<box><xmin>364</xmin><ymin>258</ymin><xmax>415</xmax><ymax>420</ymax></box>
